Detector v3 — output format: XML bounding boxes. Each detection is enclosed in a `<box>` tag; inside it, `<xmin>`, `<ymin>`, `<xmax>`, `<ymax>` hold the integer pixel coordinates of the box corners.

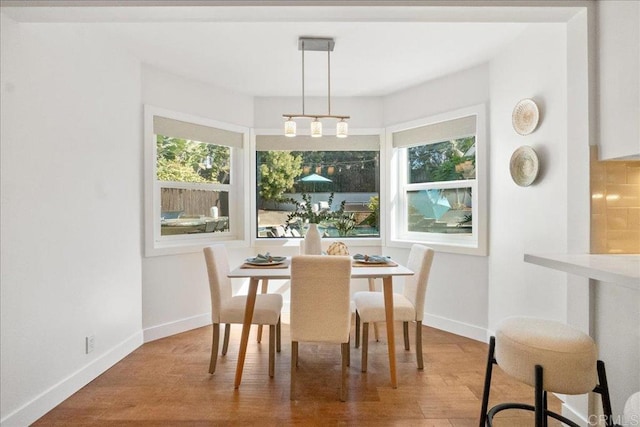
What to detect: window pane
<box><xmin>407</xmin><ymin>137</ymin><xmax>475</xmax><ymax>184</ymax></box>
<box><xmin>407</xmin><ymin>187</ymin><xmax>472</xmax><ymax>234</ymax></box>
<box><xmin>256</xmin><ymin>150</ymin><xmax>380</xmax><ymax>238</ymax></box>
<box><xmin>160</xmin><ymin>188</ymin><xmax>229</xmax><ymax>236</ymax></box>
<box><xmin>156</xmin><ymin>135</ymin><xmax>231</xmax><ymax>184</ymax></box>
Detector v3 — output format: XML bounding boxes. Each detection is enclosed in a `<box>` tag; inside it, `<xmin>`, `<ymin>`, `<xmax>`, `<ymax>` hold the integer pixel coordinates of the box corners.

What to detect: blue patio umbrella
<box><xmin>299</xmin><ymin>173</ymin><xmax>332</xmax><ymax>192</ymax></box>
<box><xmin>412</xmin><ymin>189</ymin><xmax>451</xmax><ymax>220</ymax></box>
<box><xmin>426</xmin><ymin>189</ymin><xmax>451</xmax><ymax>219</ymax></box>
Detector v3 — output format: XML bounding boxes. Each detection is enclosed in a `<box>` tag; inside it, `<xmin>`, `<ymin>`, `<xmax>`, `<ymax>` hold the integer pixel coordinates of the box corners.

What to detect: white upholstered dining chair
<box><xmin>353</xmin><ymin>244</ymin><xmax>434</xmax><ymax>372</ymax></box>
<box><xmin>203</xmin><ymin>245</ymin><xmax>283</xmax><ymax>377</ymax></box>
<box><xmin>289</xmin><ymin>255</ymin><xmax>352</xmax><ymax>401</ymax></box>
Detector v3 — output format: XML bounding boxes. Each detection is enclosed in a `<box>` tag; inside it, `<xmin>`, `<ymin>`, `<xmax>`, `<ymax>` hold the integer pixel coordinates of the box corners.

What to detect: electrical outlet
<box><xmin>85</xmin><ymin>335</ymin><xmax>95</xmax><ymax>354</ymax></box>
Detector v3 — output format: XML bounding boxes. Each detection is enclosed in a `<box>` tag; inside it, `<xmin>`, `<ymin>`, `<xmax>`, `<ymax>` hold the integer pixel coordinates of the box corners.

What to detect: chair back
<box><xmin>290</xmin><ymin>255</ymin><xmax>352</xmax><ymax>343</ymax></box>
<box><xmin>203</xmin><ymin>245</ymin><xmax>233</xmax><ymax>323</ymax></box>
<box><xmin>402</xmin><ymin>244</ymin><xmax>435</xmax><ymax>322</ymax></box>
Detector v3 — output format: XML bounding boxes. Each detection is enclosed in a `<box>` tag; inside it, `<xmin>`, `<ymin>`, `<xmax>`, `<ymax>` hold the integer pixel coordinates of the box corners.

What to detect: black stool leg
<box><xmin>534</xmin><ymin>365</ymin><xmax>544</xmax><ymax>427</ymax></box>
<box><xmin>479</xmin><ymin>336</ymin><xmax>496</xmax><ymax>427</ymax></box>
<box><xmin>542</xmin><ymin>390</ymin><xmax>548</xmax><ymax>427</ymax></box>
<box><xmin>595</xmin><ymin>360</ymin><xmax>616</xmax><ymax>426</ymax></box>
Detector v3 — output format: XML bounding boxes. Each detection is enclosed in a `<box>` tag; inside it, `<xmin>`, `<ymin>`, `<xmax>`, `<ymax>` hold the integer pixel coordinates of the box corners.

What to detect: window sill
<box><xmin>253</xmin><ymin>237</ymin><xmax>383</xmax><ymax>249</ymax></box>
<box><xmin>388</xmin><ymin>238</ymin><xmax>486</xmax><ymax>256</ymax></box>
<box><xmin>145</xmin><ymin>236</ymin><xmax>249</xmax><ymax>257</ymax></box>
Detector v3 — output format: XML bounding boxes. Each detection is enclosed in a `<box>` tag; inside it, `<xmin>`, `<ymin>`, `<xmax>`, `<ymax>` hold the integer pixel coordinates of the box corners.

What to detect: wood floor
<box><xmin>34</xmin><ymin>322</ymin><xmax>562</xmax><ymax>426</ymax></box>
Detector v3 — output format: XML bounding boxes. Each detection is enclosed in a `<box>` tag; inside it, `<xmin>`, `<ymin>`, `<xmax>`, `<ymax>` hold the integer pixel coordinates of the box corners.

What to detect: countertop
<box><xmin>524</xmin><ymin>253</ymin><xmax>640</xmax><ymax>291</ymax></box>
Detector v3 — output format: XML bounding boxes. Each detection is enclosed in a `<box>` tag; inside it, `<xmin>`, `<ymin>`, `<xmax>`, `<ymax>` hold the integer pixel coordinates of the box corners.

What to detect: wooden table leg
<box><xmin>256</xmin><ymin>279</ymin><xmax>269</xmax><ymax>343</ymax></box>
<box><xmin>382</xmin><ymin>276</ymin><xmax>397</xmax><ymax>388</ymax></box>
<box><xmin>367</xmin><ymin>278</ymin><xmax>380</xmax><ymax>341</ymax></box>
<box><xmin>234</xmin><ymin>278</ymin><xmax>259</xmax><ymax>389</ymax></box>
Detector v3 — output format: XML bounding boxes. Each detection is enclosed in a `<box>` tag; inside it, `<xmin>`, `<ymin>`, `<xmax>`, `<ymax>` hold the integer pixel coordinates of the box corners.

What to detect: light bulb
<box><xmin>284</xmin><ymin>118</ymin><xmax>296</xmax><ymax>137</ymax></box>
<box><xmin>311</xmin><ymin>118</ymin><xmax>322</xmax><ymax>138</ymax></box>
<box><xmin>336</xmin><ymin>119</ymin><xmax>348</xmax><ymax>138</ymax></box>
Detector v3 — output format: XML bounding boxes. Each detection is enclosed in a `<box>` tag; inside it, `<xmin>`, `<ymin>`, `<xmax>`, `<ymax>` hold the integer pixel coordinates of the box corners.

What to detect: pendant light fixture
<box><xmin>283</xmin><ymin>37</ymin><xmax>350</xmax><ymax>138</ymax></box>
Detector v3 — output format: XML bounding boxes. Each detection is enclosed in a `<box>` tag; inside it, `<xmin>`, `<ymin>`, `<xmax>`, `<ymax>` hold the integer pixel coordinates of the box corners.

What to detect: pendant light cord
<box><xmin>282</xmin><ymin>37</ymin><xmax>349</xmax><ymax>136</ymax></box>
<box><xmin>301</xmin><ymin>40</ymin><xmax>305</xmax><ymax>116</ymax></box>
<box><xmin>327</xmin><ymin>40</ymin><xmax>331</xmax><ymax>116</ymax></box>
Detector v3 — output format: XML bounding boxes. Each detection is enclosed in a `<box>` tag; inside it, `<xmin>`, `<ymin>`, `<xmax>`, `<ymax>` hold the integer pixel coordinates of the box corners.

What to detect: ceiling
<box><xmin>2</xmin><ymin>2</ymin><xmax>577</xmax><ymax>98</ymax></box>
<box><xmin>98</xmin><ymin>21</ymin><xmax>527</xmax><ymax>97</ymax></box>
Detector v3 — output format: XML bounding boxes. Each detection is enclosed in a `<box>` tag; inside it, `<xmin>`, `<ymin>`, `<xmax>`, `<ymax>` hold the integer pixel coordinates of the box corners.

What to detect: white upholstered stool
<box><xmin>479</xmin><ymin>317</ymin><xmax>619</xmax><ymax>427</ymax></box>
<box><xmin>623</xmin><ymin>392</ymin><xmax>640</xmax><ymax>427</ymax></box>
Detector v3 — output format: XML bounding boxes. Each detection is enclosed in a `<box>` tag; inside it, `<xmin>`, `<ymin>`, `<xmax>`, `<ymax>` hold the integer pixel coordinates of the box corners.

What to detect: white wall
<box><xmin>140</xmin><ymin>66</ymin><xmax>256</xmax><ymax>340</ymax></box>
<box><xmin>142</xmin><ymin>64</ymin><xmax>254</xmax><ymax>129</ymax></box>
<box><xmin>0</xmin><ymin>17</ymin><xmax>143</xmax><ymax>426</ymax></box>
<box><xmin>384</xmin><ymin>64</ymin><xmax>491</xmax><ymax>127</ymax></box>
<box><xmin>383</xmin><ymin>64</ymin><xmax>491</xmax><ymax>339</ymax></box>
<box><xmin>487</xmin><ymin>24</ymin><xmax>569</xmax><ymax>330</ymax></box>
<box><xmin>594</xmin><ymin>282</ymin><xmax>640</xmax><ymax>417</ymax></box>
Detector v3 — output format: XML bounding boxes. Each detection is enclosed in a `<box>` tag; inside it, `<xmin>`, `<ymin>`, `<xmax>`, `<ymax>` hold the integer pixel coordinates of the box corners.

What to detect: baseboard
<box><xmin>142</xmin><ymin>310</ymin><xmax>486</xmax><ymax>345</ymax></box>
<box><xmin>1</xmin><ymin>331</ymin><xmax>142</xmax><ymax>427</ymax></box>
<box><xmin>423</xmin><ymin>313</ymin><xmax>488</xmax><ymax>343</ymax></box>
<box><xmin>143</xmin><ymin>313</ymin><xmax>211</xmax><ymax>343</ymax></box>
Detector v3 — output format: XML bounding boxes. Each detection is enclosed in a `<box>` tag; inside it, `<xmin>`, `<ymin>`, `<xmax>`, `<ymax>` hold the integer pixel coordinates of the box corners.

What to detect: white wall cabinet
<box><xmin>598</xmin><ymin>1</ymin><xmax>640</xmax><ymax>160</ymax></box>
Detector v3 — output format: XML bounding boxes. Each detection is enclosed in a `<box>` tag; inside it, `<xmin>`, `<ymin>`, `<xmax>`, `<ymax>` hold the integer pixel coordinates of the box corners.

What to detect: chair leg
<box><xmin>403</xmin><ymin>321</ymin><xmax>410</xmax><ymax>350</ymax></box>
<box><xmin>415</xmin><ymin>320</ymin><xmax>424</xmax><ymax>370</ymax></box>
<box><xmin>290</xmin><ymin>341</ymin><xmax>298</xmax><ymax>400</ymax></box>
<box><xmin>355</xmin><ymin>311</ymin><xmax>360</xmax><ymax>349</ymax></box>
<box><xmin>256</xmin><ymin>279</ymin><xmax>269</xmax><ymax>343</ymax></box>
<box><xmin>341</xmin><ymin>342</ymin><xmax>349</xmax><ymax>402</ymax></box>
<box><xmin>595</xmin><ymin>360</ymin><xmax>615</xmax><ymax>426</ymax></box>
<box><xmin>367</xmin><ymin>278</ymin><xmax>380</xmax><ymax>341</ymax></box>
<box><xmin>269</xmin><ymin>325</ymin><xmax>275</xmax><ymax>378</ymax></box>
<box><xmin>222</xmin><ymin>323</ymin><xmax>231</xmax><ymax>356</ymax></box>
<box><xmin>362</xmin><ymin>322</ymin><xmax>369</xmax><ymax>372</ymax></box>
<box><xmin>209</xmin><ymin>323</ymin><xmax>220</xmax><ymax>374</ymax></box>
<box><xmin>534</xmin><ymin>364</ymin><xmax>544</xmax><ymax>427</ymax></box>
<box><xmin>347</xmin><ymin>336</ymin><xmax>351</xmax><ymax>367</ymax></box>
<box><xmin>276</xmin><ymin>317</ymin><xmax>282</xmax><ymax>353</ymax></box>
<box><xmin>479</xmin><ymin>336</ymin><xmax>496</xmax><ymax>427</ymax></box>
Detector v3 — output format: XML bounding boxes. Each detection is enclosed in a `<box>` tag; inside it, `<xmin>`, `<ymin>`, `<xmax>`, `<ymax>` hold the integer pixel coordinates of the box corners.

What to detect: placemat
<box><xmin>352</xmin><ymin>260</ymin><xmax>398</xmax><ymax>267</ymax></box>
<box><xmin>241</xmin><ymin>259</ymin><xmax>290</xmax><ymax>269</ymax></box>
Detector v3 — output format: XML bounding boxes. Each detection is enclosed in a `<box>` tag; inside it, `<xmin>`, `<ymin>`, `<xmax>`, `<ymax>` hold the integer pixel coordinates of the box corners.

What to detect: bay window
<box><xmin>255</xmin><ymin>135</ymin><xmax>381</xmax><ymax>241</ymax></box>
<box><xmin>388</xmin><ymin>105</ymin><xmax>487</xmax><ymax>255</ymax></box>
<box><xmin>145</xmin><ymin>106</ymin><xmax>248</xmax><ymax>255</ymax></box>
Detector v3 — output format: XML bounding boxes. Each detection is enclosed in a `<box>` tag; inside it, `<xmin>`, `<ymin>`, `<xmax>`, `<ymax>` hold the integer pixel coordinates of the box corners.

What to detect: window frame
<box><xmin>144</xmin><ymin>105</ymin><xmax>250</xmax><ymax>256</ymax></box>
<box><xmin>250</xmin><ymin>129</ymin><xmax>385</xmax><ymax>250</ymax></box>
<box><xmin>386</xmin><ymin>104</ymin><xmax>487</xmax><ymax>256</ymax></box>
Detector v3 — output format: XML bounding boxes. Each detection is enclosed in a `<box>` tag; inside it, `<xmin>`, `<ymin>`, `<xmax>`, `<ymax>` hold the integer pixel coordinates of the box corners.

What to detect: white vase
<box><xmin>304</xmin><ymin>223</ymin><xmax>322</xmax><ymax>255</ymax></box>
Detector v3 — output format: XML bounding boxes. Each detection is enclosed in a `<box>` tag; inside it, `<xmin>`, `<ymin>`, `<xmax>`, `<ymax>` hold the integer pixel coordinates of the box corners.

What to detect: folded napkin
<box><xmin>248</xmin><ymin>253</ymin><xmax>286</xmax><ymax>263</ymax></box>
<box><xmin>353</xmin><ymin>254</ymin><xmax>389</xmax><ymax>263</ymax></box>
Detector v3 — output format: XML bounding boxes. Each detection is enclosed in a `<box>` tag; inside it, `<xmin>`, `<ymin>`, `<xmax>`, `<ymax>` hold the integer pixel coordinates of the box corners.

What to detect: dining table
<box><xmin>227</xmin><ymin>256</ymin><xmax>414</xmax><ymax>389</ymax></box>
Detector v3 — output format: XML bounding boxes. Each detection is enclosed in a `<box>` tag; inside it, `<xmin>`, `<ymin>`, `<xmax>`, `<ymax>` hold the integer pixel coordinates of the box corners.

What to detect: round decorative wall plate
<box><xmin>512</xmin><ymin>98</ymin><xmax>540</xmax><ymax>135</ymax></box>
<box><xmin>510</xmin><ymin>146</ymin><xmax>539</xmax><ymax>187</ymax></box>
